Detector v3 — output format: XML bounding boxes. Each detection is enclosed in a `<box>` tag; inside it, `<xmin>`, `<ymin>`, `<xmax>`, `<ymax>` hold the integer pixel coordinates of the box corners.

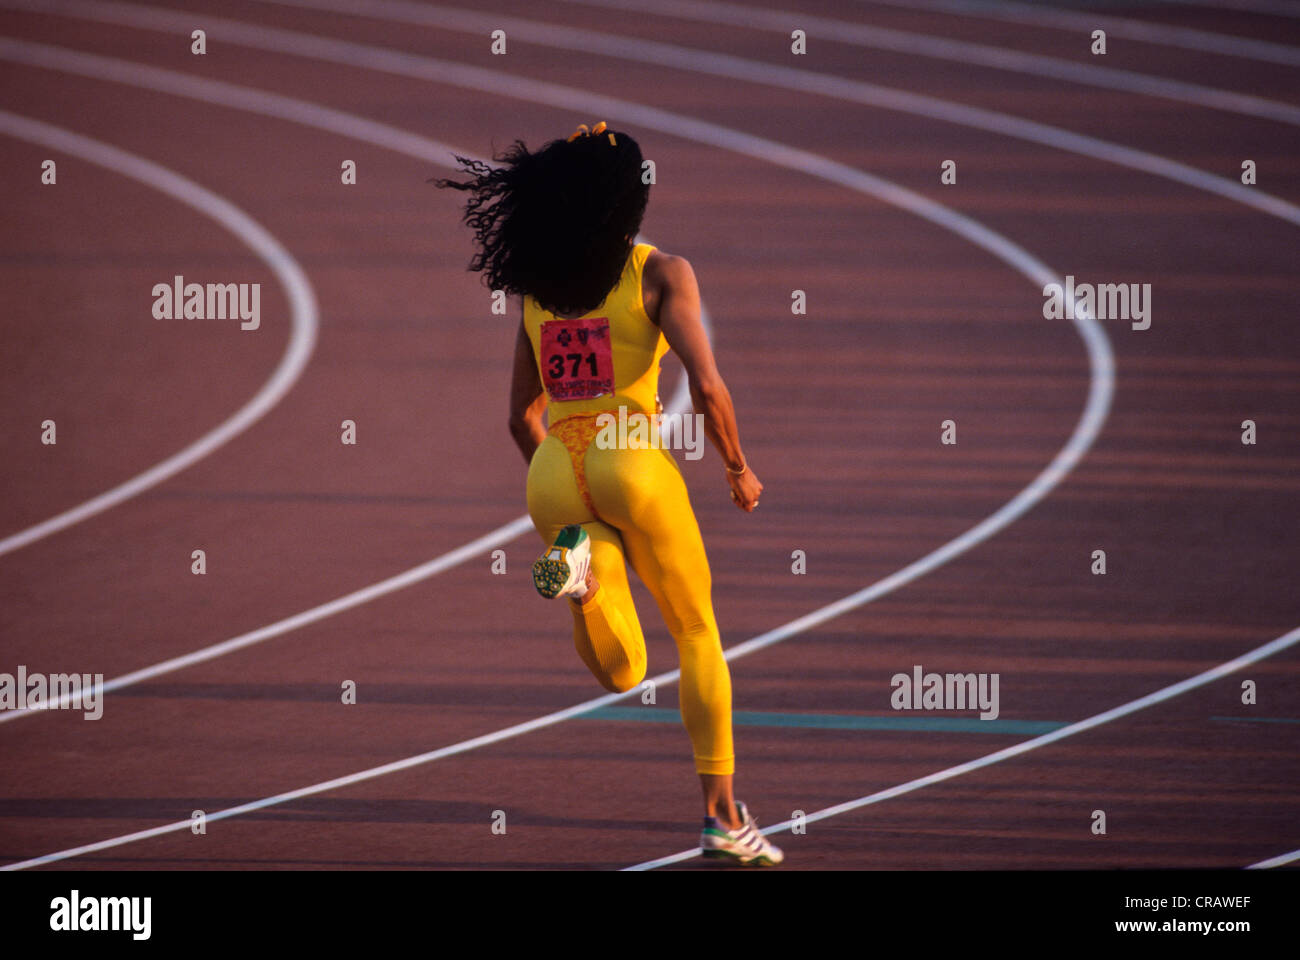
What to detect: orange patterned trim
<box><xmin>548</xmin><ymin>412</ymin><xmax>616</xmax><ymax>517</ymax></box>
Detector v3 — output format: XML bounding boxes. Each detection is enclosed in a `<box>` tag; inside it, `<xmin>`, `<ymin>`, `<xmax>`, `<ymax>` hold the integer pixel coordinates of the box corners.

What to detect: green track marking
<box><xmin>577</xmin><ymin>706</ymin><xmax>1066</xmax><ymax>735</ymax></box>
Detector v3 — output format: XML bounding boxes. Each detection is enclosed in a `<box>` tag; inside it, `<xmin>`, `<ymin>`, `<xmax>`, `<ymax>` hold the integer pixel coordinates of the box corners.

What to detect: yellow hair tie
<box><xmin>567</xmin><ymin>120</ymin><xmax>616</xmax><ymax>145</ymax></box>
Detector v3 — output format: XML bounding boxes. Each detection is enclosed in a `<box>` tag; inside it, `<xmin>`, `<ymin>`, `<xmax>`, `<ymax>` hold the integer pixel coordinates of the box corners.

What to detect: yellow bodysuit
<box><xmin>523</xmin><ymin>242</ymin><xmax>734</xmax><ymax>776</ymax></box>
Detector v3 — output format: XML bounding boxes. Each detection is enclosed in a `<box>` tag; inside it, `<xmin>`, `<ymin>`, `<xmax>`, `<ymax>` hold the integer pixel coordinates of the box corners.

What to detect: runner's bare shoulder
<box><xmin>642</xmin><ymin>250</ymin><xmax>699</xmax><ymax>325</ymax></box>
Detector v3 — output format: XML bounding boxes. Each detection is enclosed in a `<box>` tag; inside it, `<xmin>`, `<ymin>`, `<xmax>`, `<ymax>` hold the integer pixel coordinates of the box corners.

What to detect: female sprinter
<box><xmin>437</xmin><ymin>122</ymin><xmax>782</xmax><ymax>866</ymax></box>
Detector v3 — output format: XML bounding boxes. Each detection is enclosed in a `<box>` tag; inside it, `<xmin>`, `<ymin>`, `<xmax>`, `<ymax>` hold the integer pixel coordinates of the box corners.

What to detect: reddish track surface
<box><xmin>1</xmin><ymin>0</ymin><xmax>1297</xmax><ymax>871</ymax></box>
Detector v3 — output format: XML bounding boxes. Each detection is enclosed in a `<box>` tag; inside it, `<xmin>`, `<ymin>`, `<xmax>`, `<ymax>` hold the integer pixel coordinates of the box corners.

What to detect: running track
<box><xmin>0</xmin><ymin>0</ymin><xmax>1297</xmax><ymax>871</ymax></box>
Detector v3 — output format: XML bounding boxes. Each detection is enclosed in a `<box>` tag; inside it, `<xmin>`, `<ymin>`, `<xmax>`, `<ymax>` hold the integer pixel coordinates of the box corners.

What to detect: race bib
<box><xmin>539</xmin><ymin>316</ymin><xmax>614</xmax><ymax>401</ymax></box>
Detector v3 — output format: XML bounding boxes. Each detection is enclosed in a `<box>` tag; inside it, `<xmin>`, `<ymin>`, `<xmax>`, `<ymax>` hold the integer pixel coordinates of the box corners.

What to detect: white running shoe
<box><xmin>700</xmin><ymin>801</ymin><xmax>785</xmax><ymax>866</ymax></box>
<box><xmin>532</xmin><ymin>524</ymin><xmax>592</xmax><ymax>600</ymax></box>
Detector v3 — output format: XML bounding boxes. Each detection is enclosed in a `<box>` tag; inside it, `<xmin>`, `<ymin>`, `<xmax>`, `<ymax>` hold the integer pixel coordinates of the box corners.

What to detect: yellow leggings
<box><xmin>525</xmin><ymin>413</ymin><xmax>735</xmax><ymax>776</ymax></box>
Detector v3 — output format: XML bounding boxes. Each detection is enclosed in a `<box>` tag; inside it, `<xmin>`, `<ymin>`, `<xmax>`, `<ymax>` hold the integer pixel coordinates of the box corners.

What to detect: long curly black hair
<box><xmin>434</xmin><ymin>125</ymin><xmax>650</xmax><ymax>317</ymax></box>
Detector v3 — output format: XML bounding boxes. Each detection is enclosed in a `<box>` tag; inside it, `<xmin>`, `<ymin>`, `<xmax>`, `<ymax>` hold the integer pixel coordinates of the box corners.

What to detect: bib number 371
<box><xmin>539</xmin><ymin>317</ymin><xmax>614</xmax><ymax>401</ymax></box>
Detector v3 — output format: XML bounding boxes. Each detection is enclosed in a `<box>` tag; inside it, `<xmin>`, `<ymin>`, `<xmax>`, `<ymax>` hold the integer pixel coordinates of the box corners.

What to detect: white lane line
<box><xmin>1248</xmin><ymin>847</ymin><xmax>1300</xmax><ymax>869</ymax></box>
<box><xmin>0</xmin><ymin>19</ymin><xmax>1108</xmax><ymax>721</ymax></box>
<box><xmin>552</xmin><ymin>0</ymin><xmax>1300</xmax><ymax>127</ymax></box>
<box><xmin>0</xmin><ymin>38</ymin><xmax>473</xmax><ymax>172</ymax></box>
<box><xmin>211</xmin><ymin>0</ymin><xmax>1300</xmax><ymax>228</ymax></box>
<box><xmin>628</xmin><ymin>624</ymin><xmax>1300</xmax><ymax>870</ymax></box>
<box><xmin>0</xmin><ymin>682</ymin><xmax>649</xmax><ymax>870</ymax></box>
<box><xmin>327</xmin><ymin>0</ymin><xmax>1300</xmax><ymax>871</ymax></box>
<box><xmin>0</xmin><ymin>516</ymin><xmax>533</xmax><ymax>726</ymax></box>
<box><xmin>857</xmin><ymin>0</ymin><xmax>1300</xmax><ymax>67</ymax></box>
<box><xmin>1150</xmin><ymin>0</ymin><xmax>1300</xmax><ymax>19</ymax></box>
<box><xmin>5</xmin><ymin>2</ymin><xmax>1282</xmax><ymax>874</ymax></box>
<box><xmin>14</xmin><ymin>0</ymin><xmax>1300</xmax><ymax>230</ymax></box>
<box><xmin>0</xmin><ymin>23</ymin><xmax>1117</xmax><ymax>868</ymax></box>
<box><xmin>0</xmin><ymin>113</ymin><xmax>318</xmax><ymax>558</ymax></box>
<box><xmin>0</xmin><ymin>36</ymin><xmax>697</xmax><ymax>723</ymax></box>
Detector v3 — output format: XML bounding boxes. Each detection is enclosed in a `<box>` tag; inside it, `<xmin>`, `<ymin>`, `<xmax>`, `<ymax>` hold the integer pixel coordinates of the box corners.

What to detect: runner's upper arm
<box><xmin>509</xmin><ymin>315</ymin><xmax>545</xmax><ymax>425</ymax></box>
<box><xmin>654</xmin><ymin>255</ymin><xmax>722</xmax><ymax>394</ymax></box>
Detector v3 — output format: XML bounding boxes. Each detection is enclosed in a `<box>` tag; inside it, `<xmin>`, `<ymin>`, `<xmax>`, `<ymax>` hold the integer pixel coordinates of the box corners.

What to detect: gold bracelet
<box><xmin>726</xmin><ymin>460</ymin><xmax>747</xmax><ymax>476</ymax></box>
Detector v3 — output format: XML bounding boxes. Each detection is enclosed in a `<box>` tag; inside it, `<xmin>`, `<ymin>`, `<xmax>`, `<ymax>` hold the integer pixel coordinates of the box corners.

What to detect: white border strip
<box><xmin>0</xmin><ymin>110</ymin><xmax>318</xmax><ymax>558</ymax></box>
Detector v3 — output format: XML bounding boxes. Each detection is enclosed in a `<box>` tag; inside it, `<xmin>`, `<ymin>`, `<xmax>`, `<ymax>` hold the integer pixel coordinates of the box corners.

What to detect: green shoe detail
<box><xmin>553</xmin><ymin>524</ymin><xmax>586</xmax><ymax>551</ymax></box>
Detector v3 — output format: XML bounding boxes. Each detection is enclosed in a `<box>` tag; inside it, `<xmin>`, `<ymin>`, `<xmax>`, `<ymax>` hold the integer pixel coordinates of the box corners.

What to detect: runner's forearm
<box><xmin>691</xmin><ymin>376</ymin><xmax>746</xmax><ymax>472</ymax></box>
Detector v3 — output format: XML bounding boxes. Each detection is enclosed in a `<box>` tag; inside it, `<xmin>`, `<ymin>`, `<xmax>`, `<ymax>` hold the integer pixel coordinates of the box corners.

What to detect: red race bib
<box><xmin>539</xmin><ymin>317</ymin><xmax>614</xmax><ymax>401</ymax></box>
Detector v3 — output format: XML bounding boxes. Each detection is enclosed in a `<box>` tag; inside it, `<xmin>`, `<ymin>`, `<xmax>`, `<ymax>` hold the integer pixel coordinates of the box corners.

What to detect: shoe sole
<box><xmin>533</xmin><ymin>525</ymin><xmax>590</xmax><ymax>600</ymax></box>
<box><xmin>532</xmin><ymin>556</ymin><xmax>572</xmax><ymax>599</ymax></box>
<box><xmin>701</xmin><ymin>847</ymin><xmax>782</xmax><ymax>867</ymax></box>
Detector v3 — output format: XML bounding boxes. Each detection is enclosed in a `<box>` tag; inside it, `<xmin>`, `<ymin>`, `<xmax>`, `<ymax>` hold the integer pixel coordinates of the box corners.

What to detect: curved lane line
<box><xmin>5</xmin><ymin>0</ymin><xmax>1289</xmax><ymax>868</ymax></box>
<box><xmin>0</xmin><ymin>30</ymin><xmax>1115</xmax><ymax>868</ymax></box>
<box><xmin>9</xmin><ymin>0</ymin><xmax>1300</xmax><ymax>226</ymax></box>
<box><xmin>545</xmin><ymin>0</ymin><xmax>1300</xmax><ymax>126</ymax></box>
<box><xmin>1248</xmin><ymin>846</ymin><xmax>1300</xmax><ymax>869</ymax></box>
<box><xmin>628</xmin><ymin>625</ymin><xmax>1300</xmax><ymax>869</ymax></box>
<box><xmin>0</xmin><ymin>37</ymin><xmax>694</xmax><ymax>724</ymax></box>
<box><xmin>856</xmin><ymin>0</ymin><xmax>1300</xmax><ymax>67</ymax></box>
<box><xmin>0</xmin><ymin>110</ymin><xmax>318</xmax><ymax>558</ymax></box>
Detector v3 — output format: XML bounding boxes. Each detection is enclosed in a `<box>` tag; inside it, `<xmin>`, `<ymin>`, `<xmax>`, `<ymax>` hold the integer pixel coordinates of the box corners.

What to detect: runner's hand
<box><xmin>727</xmin><ymin>467</ymin><xmax>763</xmax><ymax>512</ymax></box>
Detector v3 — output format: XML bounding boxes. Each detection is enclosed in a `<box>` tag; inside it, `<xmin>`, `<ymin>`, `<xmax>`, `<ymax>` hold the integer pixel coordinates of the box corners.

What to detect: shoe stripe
<box><xmin>700</xmin><ymin>804</ymin><xmax>782</xmax><ymax>865</ymax></box>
